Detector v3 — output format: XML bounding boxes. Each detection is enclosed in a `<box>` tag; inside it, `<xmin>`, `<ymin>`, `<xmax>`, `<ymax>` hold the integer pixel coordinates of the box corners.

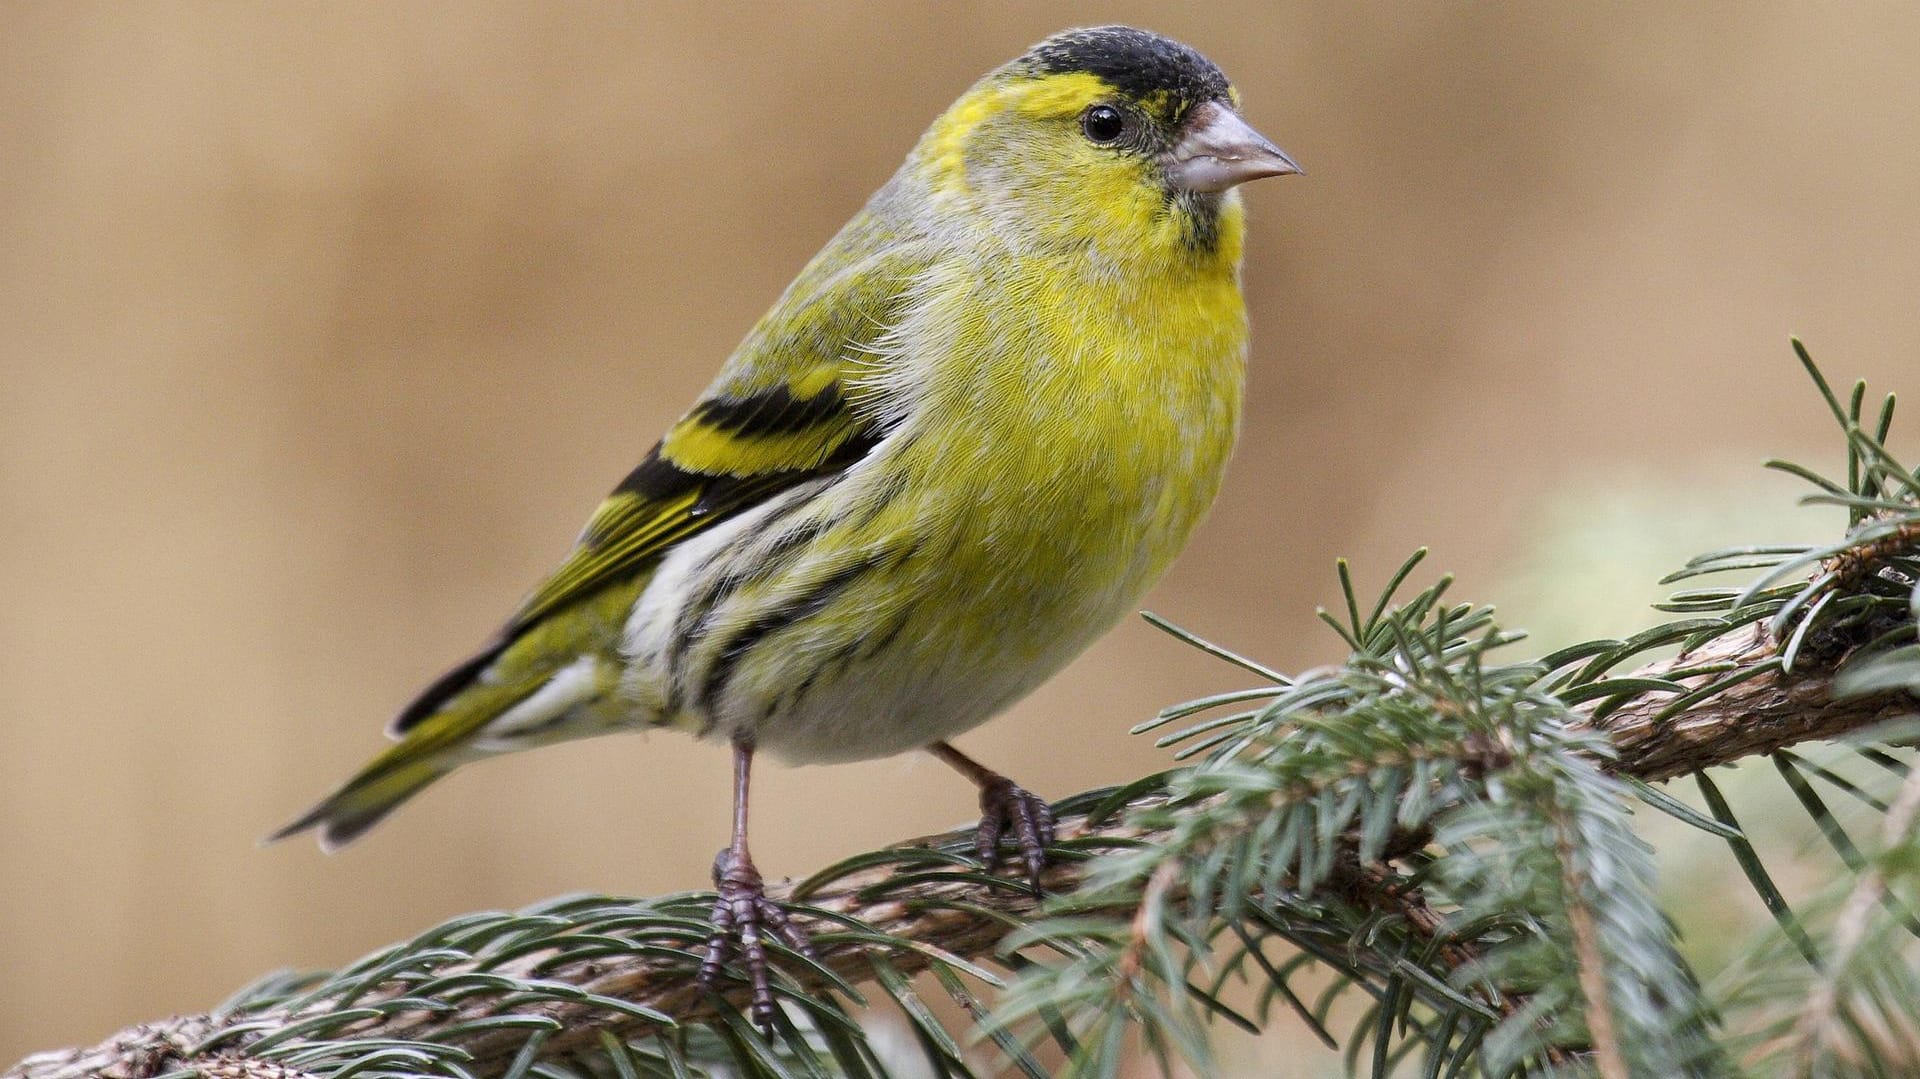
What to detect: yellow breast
<box><xmin>873</xmin><ymin>236</ymin><xmax>1248</xmax><ymax>653</ymax></box>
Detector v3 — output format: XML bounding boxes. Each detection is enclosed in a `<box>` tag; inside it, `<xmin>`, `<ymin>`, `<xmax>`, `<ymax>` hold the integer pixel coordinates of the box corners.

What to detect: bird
<box><xmin>272</xmin><ymin>24</ymin><xmax>1297</xmax><ymax>1026</ymax></box>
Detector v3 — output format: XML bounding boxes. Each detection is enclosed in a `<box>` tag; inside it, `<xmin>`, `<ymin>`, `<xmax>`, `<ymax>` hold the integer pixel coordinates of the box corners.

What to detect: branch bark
<box><xmin>10</xmin><ymin>624</ymin><xmax>1914</xmax><ymax>1079</ymax></box>
<box><xmin>1591</xmin><ymin>624</ymin><xmax>1914</xmax><ymax>781</ymax></box>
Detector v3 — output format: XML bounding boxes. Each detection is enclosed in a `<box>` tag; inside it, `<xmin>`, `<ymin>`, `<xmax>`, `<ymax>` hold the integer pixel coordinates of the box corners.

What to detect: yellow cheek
<box><xmin>1002</xmin><ymin>77</ymin><xmax>1179</xmax><ymax>244</ymax></box>
<box><xmin>1075</xmin><ymin>160</ymin><xmax>1164</xmax><ymax>231</ymax></box>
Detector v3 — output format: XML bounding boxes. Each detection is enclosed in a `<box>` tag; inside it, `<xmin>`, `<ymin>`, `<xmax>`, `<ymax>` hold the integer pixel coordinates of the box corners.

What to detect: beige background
<box><xmin>4</xmin><ymin>3</ymin><xmax>1918</xmax><ymax>1073</ymax></box>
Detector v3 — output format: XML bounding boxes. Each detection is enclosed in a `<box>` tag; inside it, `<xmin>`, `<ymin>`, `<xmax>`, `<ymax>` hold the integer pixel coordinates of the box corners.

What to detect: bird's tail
<box><xmin>270</xmin><ymin>574</ymin><xmax>656</xmax><ymax>851</ymax></box>
<box><xmin>264</xmin><ymin>641</ymin><xmax>524</xmax><ymax>851</ymax></box>
<box><xmin>266</xmin><ymin>637</ymin><xmax>587</xmax><ymax>851</ymax></box>
<box><xmin>267</xmin><ymin>636</ymin><xmax>638</xmax><ymax>850</ymax></box>
<box><xmin>266</xmin><ymin>754</ymin><xmax>451</xmax><ymax>852</ymax></box>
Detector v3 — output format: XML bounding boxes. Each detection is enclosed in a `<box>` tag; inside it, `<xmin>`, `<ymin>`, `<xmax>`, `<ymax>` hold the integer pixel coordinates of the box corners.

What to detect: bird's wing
<box><xmin>510</xmin><ymin>372</ymin><xmax>880</xmax><ymax>632</ymax></box>
<box><xmin>388</xmin><ymin>238</ymin><xmax>924</xmax><ymax>735</ymax></box>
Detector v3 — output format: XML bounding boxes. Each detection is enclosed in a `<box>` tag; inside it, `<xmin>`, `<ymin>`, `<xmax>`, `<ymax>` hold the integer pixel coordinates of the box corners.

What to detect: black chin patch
<box><xmin>1173</xmin><ymin>190</ymin><xmax>1225</xmax><ymax>254</ymax></box>
<box><xmin>1022</xmin><ymin>26</ymin><xmax>1231</xmax><ymax>108</ymax></box>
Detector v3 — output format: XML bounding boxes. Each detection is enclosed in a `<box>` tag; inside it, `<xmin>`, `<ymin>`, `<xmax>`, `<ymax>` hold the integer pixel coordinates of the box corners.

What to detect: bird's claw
<box><xmin>974</xmin><ymin>777</ymin><xmax>1057</xmax><ymax>893</ymax></box>
<box><xmin>697</xmin><ymin>848</ymin><xmax>817</xmax><ymax>1030</ymax></box>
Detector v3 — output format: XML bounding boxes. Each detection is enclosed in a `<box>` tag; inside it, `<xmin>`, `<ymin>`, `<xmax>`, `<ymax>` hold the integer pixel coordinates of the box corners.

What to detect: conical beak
<box><xmin>1165</xmin><ymin>101</ymin><xmax>1302</xmax><ymax>194</ymax></box>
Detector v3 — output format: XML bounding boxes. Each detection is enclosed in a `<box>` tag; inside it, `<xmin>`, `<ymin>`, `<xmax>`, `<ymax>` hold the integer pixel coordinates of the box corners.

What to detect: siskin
<box><xmin>274</xmin><ymin>25</ymin><xmax>1297</xmax><ymax>1024</ymax></box>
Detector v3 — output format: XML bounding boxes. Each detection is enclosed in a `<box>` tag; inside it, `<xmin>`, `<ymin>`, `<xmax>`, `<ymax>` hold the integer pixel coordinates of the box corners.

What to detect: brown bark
<box><xmin>10</xmin><ymin>624</ymin><xmax>1915</xmax><ymax>1079</ymax></box>
<box><xmin>1591</xmin><ymin>625</ymin><xmax>1915</xmax><ymax>781</ymax></box>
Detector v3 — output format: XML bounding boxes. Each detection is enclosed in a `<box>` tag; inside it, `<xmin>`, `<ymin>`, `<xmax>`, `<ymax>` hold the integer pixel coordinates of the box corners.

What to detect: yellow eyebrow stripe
<box><xmin>1008</xmin><ymin>72</ymin><xmax>1111</xmax><ymax>119</ymax></box>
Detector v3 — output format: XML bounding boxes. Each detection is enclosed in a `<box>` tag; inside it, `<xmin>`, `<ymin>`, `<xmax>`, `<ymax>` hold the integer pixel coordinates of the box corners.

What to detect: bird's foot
<box><xmin>974</xmin><ymin>776</ymin><xmax>1057</xmax><ymax>893</ymax></box>
<box><xmin>697</xmin><ymin>848</ymin><xmax>818</xmax><ymax>1029</ymax></box>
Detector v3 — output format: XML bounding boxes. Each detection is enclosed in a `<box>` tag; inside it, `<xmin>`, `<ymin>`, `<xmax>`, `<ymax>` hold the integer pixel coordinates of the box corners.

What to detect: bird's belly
<box><xmin>752</xmin><ymin>553</ymin><xmax>1142</xmax><ymax>763</ymax></box>
<box><xmin>713</xmin><ymin>433</ymin><xmax>1216</xmax><ymax>764</ymax></box>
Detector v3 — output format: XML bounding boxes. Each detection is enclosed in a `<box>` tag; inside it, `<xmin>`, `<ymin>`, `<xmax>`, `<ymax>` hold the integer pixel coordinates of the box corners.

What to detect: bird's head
<box><xmin>911</xmin><ymin>26</ymin><xmax>1298</xmax><ymax>265</ymax></box>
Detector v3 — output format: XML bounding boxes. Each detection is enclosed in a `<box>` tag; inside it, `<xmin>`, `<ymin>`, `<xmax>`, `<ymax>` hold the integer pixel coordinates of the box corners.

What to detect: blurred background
<box><xmin>3</xmin><ymin>3</ymin><xmax>1918</xmax><ymax>1074</ymax></box>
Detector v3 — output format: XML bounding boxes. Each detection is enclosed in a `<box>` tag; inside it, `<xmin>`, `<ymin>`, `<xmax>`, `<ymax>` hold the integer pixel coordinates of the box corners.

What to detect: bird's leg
<box><xmin>927</xmin><ymin>740</ymin><xmax>1057</xmax><ymax>893</ymax></box>
<box><xmin>697</xmin><ymin>739</ymin><xmax>816</xmax><ymax>1029</ymax></box>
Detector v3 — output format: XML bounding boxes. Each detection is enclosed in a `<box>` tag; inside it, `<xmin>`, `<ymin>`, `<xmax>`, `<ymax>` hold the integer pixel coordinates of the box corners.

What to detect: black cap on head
<box><xmin>1021</xmin><ymin>26</ymin><xmax>1231</xmax><ymax>106</ymax></box>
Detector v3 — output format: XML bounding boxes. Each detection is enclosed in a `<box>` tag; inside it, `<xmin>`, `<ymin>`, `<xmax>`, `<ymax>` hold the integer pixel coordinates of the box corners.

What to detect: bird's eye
<box><xmin>1081</xmin><ymin>104</ymin><xmax>1127</xmax><ymax>144</ymax></box>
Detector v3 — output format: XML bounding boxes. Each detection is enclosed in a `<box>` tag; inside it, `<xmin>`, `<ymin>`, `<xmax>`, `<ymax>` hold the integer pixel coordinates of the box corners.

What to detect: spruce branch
<box><xmin>16</xmin><ymin>588</ymin><xmax>1903</xmax><ymax>1079</ymax></box>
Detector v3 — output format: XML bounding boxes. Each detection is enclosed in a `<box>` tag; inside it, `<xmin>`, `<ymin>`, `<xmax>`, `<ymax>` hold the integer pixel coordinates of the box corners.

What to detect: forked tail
<box><xmin>266</xmin><ymin>755</ymin><xmax>450</xmax><ymax>852</ymax></box>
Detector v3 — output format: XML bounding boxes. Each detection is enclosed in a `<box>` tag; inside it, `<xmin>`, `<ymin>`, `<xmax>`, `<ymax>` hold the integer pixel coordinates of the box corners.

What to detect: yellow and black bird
<box><xmin>274</xmin><ymin>25</ymin><xmax>1298</xmax><ymax>1023</ymax></box>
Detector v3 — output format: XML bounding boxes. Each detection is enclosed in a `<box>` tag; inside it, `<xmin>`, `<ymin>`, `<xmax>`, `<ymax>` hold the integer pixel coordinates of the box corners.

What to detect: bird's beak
<box><xmin>1165</xmin><ymin>101</ymin><xmax>1302</xmax><ymax>194</ymax></box>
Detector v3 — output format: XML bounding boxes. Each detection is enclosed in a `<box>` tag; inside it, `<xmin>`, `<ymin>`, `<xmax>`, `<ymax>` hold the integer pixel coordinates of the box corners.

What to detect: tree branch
<box><xmin>9</xmin><ymin>622</ymin><xmax>1914</xmax><ymax>1079</ymax></box>
<box><xmin>1591</xmin><ymin>623</ymin><xmax>1914</xmax><ymax>781</ymax></box>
